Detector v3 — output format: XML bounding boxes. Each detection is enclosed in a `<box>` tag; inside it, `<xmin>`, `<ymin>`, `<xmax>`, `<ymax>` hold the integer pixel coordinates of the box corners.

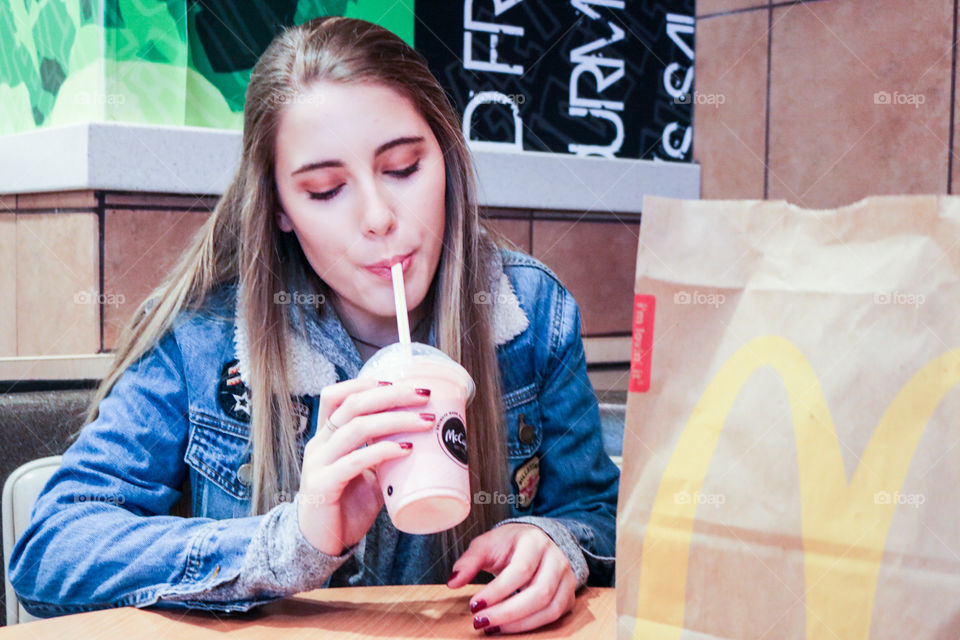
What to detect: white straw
<box><xmin>391</xmin><ymin>262</ymin><xmax>412</xmax><ymax>347</ymax></box>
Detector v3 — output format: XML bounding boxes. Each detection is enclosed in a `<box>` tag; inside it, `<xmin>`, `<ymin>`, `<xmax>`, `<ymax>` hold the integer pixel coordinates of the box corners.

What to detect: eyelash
<box><xmin>308</xmin><ymin>160</ymin><xmax>421</xmax><ymax>201</ymax></box>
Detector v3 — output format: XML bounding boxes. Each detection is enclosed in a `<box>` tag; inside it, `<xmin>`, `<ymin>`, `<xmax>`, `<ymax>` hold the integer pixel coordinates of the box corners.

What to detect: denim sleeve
<box><xmin>502</xmin><ymin>288</ymin><xmax>619</xmax><ymax>588</ymax></box>
<box><xmin>7</xmin><ymin>331</ymin><xmax>352</xmax><ymax>617</ymax></box>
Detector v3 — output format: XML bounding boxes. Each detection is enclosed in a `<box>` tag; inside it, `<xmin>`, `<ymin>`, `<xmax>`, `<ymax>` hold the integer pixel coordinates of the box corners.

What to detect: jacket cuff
<box><xmin>495</xmin><ymin>516</ymin><xmax>589</xmax><ymax>590</ymax></box>
<box><xmin>157</xmin><ymin>494</ymin><xmax>355</xmax><ymax>610</ymax></box>
<box><xmin>257</xmin><ymin>493</ymin><xmax>358</xmax><ymax>592</ymax></box>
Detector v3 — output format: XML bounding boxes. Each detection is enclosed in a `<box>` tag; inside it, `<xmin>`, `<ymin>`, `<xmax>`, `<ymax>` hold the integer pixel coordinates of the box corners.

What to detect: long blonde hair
<box><xmin>87</xmin><ymin>17</ymin><xmax>509</xmax><ymax>570</ymax></box>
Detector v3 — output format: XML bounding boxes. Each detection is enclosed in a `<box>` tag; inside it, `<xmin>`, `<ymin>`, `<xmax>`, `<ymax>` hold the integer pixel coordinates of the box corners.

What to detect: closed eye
<box><xmin>307</xmin><ymin>160</ymin><xmax>420</xmax><ymax>201</ymax></box>
<box><xmin>387</xmin><ymin>160</ymin><xmax>420</xmax><ymax>178</ymax></box>
<box><xmin>307</xmin><ymin>185</ymin><xmax>343</xmax><ymax>201</ymax></box>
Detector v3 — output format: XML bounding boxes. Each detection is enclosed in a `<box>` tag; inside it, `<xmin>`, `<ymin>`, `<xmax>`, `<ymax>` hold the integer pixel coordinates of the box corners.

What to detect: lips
<box><xmin>364</xmin><ymin>252</ymin><xmax>413</xmax><ymax>280</ymax></box>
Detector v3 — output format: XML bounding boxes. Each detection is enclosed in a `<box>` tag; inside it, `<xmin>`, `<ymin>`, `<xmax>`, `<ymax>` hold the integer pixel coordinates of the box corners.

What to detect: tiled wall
<box><xmin>1</xmin><ymin>191</ymin><xmax>217</xmax><ymax>357</ymax></box>
<box><xmin>2</xmin><ymin>194</ymin><xmax>638</xmax><ymax>360</ymax></box>
<box><xmin>486</xmin><ymin>211</ymin><xmax>640</xmax><ymax>337</ymax></box>
<box><xmin>695</xmin><ymin>0</ymin><xmax>958</xmax><ymax>206</ymax></box>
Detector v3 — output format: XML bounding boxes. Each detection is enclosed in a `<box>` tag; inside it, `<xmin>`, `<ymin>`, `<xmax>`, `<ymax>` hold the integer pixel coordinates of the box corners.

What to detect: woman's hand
<box><xmin>446</xmin><ymin>523</ymin><xmax>577</xmax><ymax>634</ymax></box>
<box><xmin>297</xmin><ymin>378</ymin><xmax>434</xmax><ymax>556</ymax></box>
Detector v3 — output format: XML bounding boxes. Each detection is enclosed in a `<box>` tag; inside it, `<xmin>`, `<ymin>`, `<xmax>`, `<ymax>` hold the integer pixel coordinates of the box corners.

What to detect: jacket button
<box><xmin>237</xmin><ymin>463</ymin><xmax>253</xmax><ymax>486</ymax></box>
<box><xmin>518</xmin><ymin>414</ymin><xmax>536</xmax><ymax>445</ymax></box>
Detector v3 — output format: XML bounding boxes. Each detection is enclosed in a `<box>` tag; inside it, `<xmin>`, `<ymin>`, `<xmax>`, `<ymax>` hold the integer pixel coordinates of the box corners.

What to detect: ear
<box><xmin>276</xmin><ymin>208</ymin><xmax>294</xmax><ymax>233</ymax></box>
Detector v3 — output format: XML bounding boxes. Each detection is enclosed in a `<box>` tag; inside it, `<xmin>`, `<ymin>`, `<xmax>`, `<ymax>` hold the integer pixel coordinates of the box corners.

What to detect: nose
<box><xmin>360</xmin><ymin>179</ymin><xmax>397</xmax><ymax>237</ymax></box>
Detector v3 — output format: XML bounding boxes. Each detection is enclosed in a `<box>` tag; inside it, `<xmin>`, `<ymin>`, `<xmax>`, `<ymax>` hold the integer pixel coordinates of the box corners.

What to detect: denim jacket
<box><xmin>8</xmin><ymin>248</ymin><xmax>619</xmax><ymax>617</ymax></box>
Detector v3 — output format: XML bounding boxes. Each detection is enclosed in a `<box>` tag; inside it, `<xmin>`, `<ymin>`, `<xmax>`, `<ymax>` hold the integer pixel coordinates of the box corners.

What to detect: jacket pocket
<box><xmin>185</xmin><ymin>411</ymin><xmax>253</xmax><ymax>501</ymax></box>
<box><xmin>503</xmin><ymin>383</ymin><xmax>542</xmax><ymax>458</ymax></box>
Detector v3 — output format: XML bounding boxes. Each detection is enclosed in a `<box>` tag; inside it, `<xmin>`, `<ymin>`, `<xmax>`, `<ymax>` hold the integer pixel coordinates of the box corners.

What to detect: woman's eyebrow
<box><xmin>290</xmin><ymin>136</ymin><xmax>425</xmax><ymax>176</ymax></box>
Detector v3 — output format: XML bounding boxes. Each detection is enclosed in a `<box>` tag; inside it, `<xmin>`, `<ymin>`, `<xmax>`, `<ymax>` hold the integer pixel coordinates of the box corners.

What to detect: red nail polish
<box><xmin>447</xmin><ymin>570</ymin><xmax>458</xmax><ymax>583</ymax></box>
<box><xmin>398</xmin><ymin>442</ymin><xmax>413</xmax><ymax>450</ymax></box>
<box><xmin>377</xmin><ymin>381</ymin><xmax>393</xmax><ymax>386</ymax></box>
<box><xmin>484</xmin><ymin>627</ymin><xmax>501</xmax><ymax>636</ymax></box>
<box><xmin>415</xmin><ymin>387</ymin><xmax>431</xmax><ymax>396</ymax></box>
<box><xmin>470</xmin><ymin>599</ymin><xmax>487</xmax><ymax>613</ymax></box>
<box><xmin>473</xmin><ymin>616</ymin><xmax>490</xmax><ymax>630</ymax></box>
<box><xmin>419</xmin><ymin>412</ymin><xmax>435</xmax><ymax>422</ymax></box>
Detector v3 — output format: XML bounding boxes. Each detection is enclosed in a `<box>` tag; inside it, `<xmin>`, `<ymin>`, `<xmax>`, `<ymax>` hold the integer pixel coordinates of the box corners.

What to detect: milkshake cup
<box><xmin>358</xmin><ymin>342</ymin><xmax>474</xmax><ymax>534</ymax></box>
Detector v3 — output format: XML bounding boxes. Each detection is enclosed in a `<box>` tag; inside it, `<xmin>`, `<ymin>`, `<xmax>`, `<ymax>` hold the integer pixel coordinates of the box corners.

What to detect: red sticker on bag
<box><xmin>629</xmin><ymin>295</ymin><xmax>656</xmax><ymax>393</ymax></box>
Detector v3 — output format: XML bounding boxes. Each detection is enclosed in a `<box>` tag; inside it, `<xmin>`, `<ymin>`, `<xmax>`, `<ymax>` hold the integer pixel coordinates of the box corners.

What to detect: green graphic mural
<box><xmin>0</xmin><ymin>0</ymin><xmax>415</xmax><ymax>135</ymax></box>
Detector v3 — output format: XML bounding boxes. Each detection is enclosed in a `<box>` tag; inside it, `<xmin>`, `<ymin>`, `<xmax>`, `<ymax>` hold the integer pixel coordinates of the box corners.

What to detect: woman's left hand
<box><xmin>446</xmin><ymin>523</ymin><xmax>577</xmax><ymax>634</ymax></box>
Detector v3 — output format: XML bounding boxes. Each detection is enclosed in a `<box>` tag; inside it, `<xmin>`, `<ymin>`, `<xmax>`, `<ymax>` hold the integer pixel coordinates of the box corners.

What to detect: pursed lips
<box><xmin>364</xmin><ymin>251</ymin><xmax>414</xmax><ymax>279</ymax></box>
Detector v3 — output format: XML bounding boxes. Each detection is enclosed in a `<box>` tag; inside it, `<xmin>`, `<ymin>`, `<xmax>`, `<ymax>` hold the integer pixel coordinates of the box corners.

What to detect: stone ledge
<box><xmin>0</xmin><ymin>355</ymin><xmax>115</xmax><ymax>383</ymax></box>
<box><xmin>0</xmin><ymin>122</ymin><xmax>700</xmax><ymax>212</ymax></box>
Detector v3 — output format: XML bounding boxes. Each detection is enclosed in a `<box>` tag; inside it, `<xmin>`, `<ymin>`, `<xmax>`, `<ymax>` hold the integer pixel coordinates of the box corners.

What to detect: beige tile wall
<box><xmin>480</xmin><ymin>208</ymin><xmax>640</xmax><ymax>338</ymax></box>
<box><xmin>769</xmin><ymin>0</ymin><xmax>953</xmax><ymax>207</ymax></box>
<box><xmin>15</xmin><ymin>213</ymin><xmax>99</xmax><ymax>356</ymax></box>
<box><xmin>103</xmin><ymin>208</ymin><xmax>210</xmax><ymax>349</ymax></box>
<box><xmin>4</xmin><ymin>190</ymin><xmax>104</xmax><ymax>358</ymax></box>
<box><xmin>3</xmin><ymin>192</ymin><xmax>216</xmax><ymax>358</ymax></box>
<box><xmin>955</xmin><ymin>51</ymin><xmax>960</xmax><ymax>193</ymax></box>
<box><xmin>483</xmin><ymin>213</ymin><xmax>531</xmax><ymax>254</ymax></box>
<box><xmin>17</xmin><ymin>190</ymin><xmax>99</xmax><ymax>210</ymax></box>
<box><xmin>531</xmin><ymin>218</ymin><xmax>640</xmax><ymax>336</ymax></box>
<box><xmin>693</xmin><ymin>9</ymin><xmax>769</xmax><ymax>199</ymax></box>
<box><xmin>0</xmin><ymin>214</ymin><xmax>15</xmax><ymax>356</ymax></box>
<box><xmin>698</xmin><ymin>0</ymin><xmax>768</xmax><ymax>16</ymax></box>
<box><xmin>695</xmin><ymin>0</ymin><xmax>959</xmax><ymax>206</ymax></box>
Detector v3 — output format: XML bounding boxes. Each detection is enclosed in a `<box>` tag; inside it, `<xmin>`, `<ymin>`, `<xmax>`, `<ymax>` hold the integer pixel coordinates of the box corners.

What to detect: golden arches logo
<box><xmin>632</xmin><ymin>335</ymin><xmax>960</xmax><ymax>640</ymax></box>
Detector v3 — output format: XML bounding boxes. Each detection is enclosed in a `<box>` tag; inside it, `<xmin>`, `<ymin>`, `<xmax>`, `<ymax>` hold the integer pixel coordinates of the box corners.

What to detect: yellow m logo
<box><xmin>632</xmin><ymin>335</ymin><xmax>960</xmax><ymax>639</ymax></box>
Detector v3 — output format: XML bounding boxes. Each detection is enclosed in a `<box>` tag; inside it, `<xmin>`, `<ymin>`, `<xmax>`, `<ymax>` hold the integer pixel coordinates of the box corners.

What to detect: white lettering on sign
<box><xmin>462</xmin><ymin>90</ymin><xmax>524</xmax><ymax>151</ymax></box>
<box><xmin>665</xmin><ymin>13</ymin><xmax>695</xmax><ymax>60</ymax></box>
<box><xmin>463</xmin><ymin>0</ymin><xmax>525</xmax><ymax>75</ymax></box>
<box><xmin>462</xmin><ymin>1</ymin><xmax>527</xmax><ymax>151</ymax></box>
<box><xmin>661</xmin><ymin>122</ymin><xmax>692</xmax><ymax>159</ymax></box>
<box><xmin>664</xmin><ymin>61</ymin><xmax>694</xmax><ymax>100</ymax></box>
<box><xmin>568</xmin><ymin>0</ymin><xmax>626</xmax><ymax>157</ymax></box>
<box><xmin>571</xmin><ymin>0</ymin><xmax>625</xmax><ymax>20</ymax></box>
<box><xmin>660</xmin><ymin>13</ymin><xmax>694</xmax><ymax>160</ymax></box>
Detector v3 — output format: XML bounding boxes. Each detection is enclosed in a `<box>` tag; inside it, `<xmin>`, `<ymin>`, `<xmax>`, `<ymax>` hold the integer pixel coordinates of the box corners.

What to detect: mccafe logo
<box><xmin>439</xmin><ymin>414</ymin><xmax>468</xmax><ymax>467</ymax></box>
<box><xmin>629</xmin><ymin>335</ymin><xmax>959</xmax><ymax>640</ymax></box>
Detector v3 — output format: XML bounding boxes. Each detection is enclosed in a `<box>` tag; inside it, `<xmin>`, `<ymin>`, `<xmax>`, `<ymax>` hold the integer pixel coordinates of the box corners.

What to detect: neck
<box><xmin>333</xmin><ymin>296</ymin><xmax>427</xmax><ymax>350</ymax></box>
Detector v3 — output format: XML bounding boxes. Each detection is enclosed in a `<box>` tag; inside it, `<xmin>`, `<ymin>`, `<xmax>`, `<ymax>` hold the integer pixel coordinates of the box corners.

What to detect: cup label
<box><xmin>439</xmin><ymin>412</ymin><xmax>468</xmax><ymax>467</ymax></box>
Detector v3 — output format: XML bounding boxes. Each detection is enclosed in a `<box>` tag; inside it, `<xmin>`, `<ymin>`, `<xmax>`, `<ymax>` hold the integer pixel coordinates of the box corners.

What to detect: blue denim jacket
<box><xmin>8</xmin><ymin>249</ymin><xmax>619</xmax><ymax>617</ymax></box>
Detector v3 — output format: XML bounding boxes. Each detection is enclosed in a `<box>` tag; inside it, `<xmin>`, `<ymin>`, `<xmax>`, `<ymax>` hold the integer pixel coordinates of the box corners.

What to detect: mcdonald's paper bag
<box><xmin>617</xmin><ymin>195</ymin><xmax>960</xmax><ymax>640</ymax></box>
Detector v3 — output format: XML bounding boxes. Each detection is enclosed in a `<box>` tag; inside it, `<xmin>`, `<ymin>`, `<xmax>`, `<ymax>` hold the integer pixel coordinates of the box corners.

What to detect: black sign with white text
<box><xmin>414</xmin><ymin>0</ymin><xmax>695</xmax><ymax>161</ymax></box>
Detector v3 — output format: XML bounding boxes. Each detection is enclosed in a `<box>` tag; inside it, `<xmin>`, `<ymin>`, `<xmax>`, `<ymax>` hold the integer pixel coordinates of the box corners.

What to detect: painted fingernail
<box><xmin>473</xmin><ymin>616</ymin><xmax>490</xmax><ymax>629</ymax></box>
<box><xmin>419</xmin><ymin>412</ymin><xmax>436</xmax><ymax>422</ymax></box>
<box><xmin>484</xmin><ymin>627</ymin><xmax>501</xmax><ymax>636</ymax></box>
<box><xmin>377</xmin><ymin>381</ymin><xmax>393</xmax><ymax>386</ymax></box>
<box><xmin>398</xmin><ymin>442</ymin><xmax>413</xmax><ymax>450</ymax></box>
<box><xmin>447</xmin><ymin>570</ymin><xmax>458</xmax><ymax>583</ymax></box>
<box><xmin>415</xmin><ymin>387</ymin><xmax>431</xmax><ymax>396</ymax></box>
<box><xmin>470</xmin><ymin>599</ymin><xmax>487</xmax><ymax>613</ymax></box>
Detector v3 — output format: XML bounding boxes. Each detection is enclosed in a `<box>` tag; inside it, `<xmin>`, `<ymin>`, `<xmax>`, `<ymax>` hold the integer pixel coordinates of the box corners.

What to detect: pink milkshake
<box><xmin>358</xmin><ymin>342</ymin><xmax>474</xmax><ymax>534</ymax></box>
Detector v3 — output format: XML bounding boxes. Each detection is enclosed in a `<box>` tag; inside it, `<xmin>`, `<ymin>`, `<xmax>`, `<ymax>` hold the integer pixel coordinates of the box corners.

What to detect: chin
<box><xmin>369</xmin><ymin>295</ymin><xmax>423</xmax><ymax>319</ymax></box>
<box><xmin>345</xmin><ymin>278</ymin><xmax>430</xmax><ymax>320</ymax></box>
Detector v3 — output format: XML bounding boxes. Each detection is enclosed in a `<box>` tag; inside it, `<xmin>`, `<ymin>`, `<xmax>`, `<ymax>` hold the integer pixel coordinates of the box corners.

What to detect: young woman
<box><xmin>9</xmin><ymin>17</ymin><xmax>619</xmax><ymax>635</ymax></box>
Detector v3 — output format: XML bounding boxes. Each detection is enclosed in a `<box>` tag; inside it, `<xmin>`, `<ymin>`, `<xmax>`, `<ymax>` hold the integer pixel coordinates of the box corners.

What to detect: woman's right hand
<box><xmin>296</xmin><ymin>378</ymin><xmax>434</xmax><ymax>556</ymax></box>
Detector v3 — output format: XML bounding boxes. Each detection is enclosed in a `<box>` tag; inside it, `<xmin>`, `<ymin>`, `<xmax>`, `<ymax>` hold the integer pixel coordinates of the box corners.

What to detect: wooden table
<box><xmin>0</xmin><ymin>585</ymin><xmax>615</xmax><ymax>638</ymax></box>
